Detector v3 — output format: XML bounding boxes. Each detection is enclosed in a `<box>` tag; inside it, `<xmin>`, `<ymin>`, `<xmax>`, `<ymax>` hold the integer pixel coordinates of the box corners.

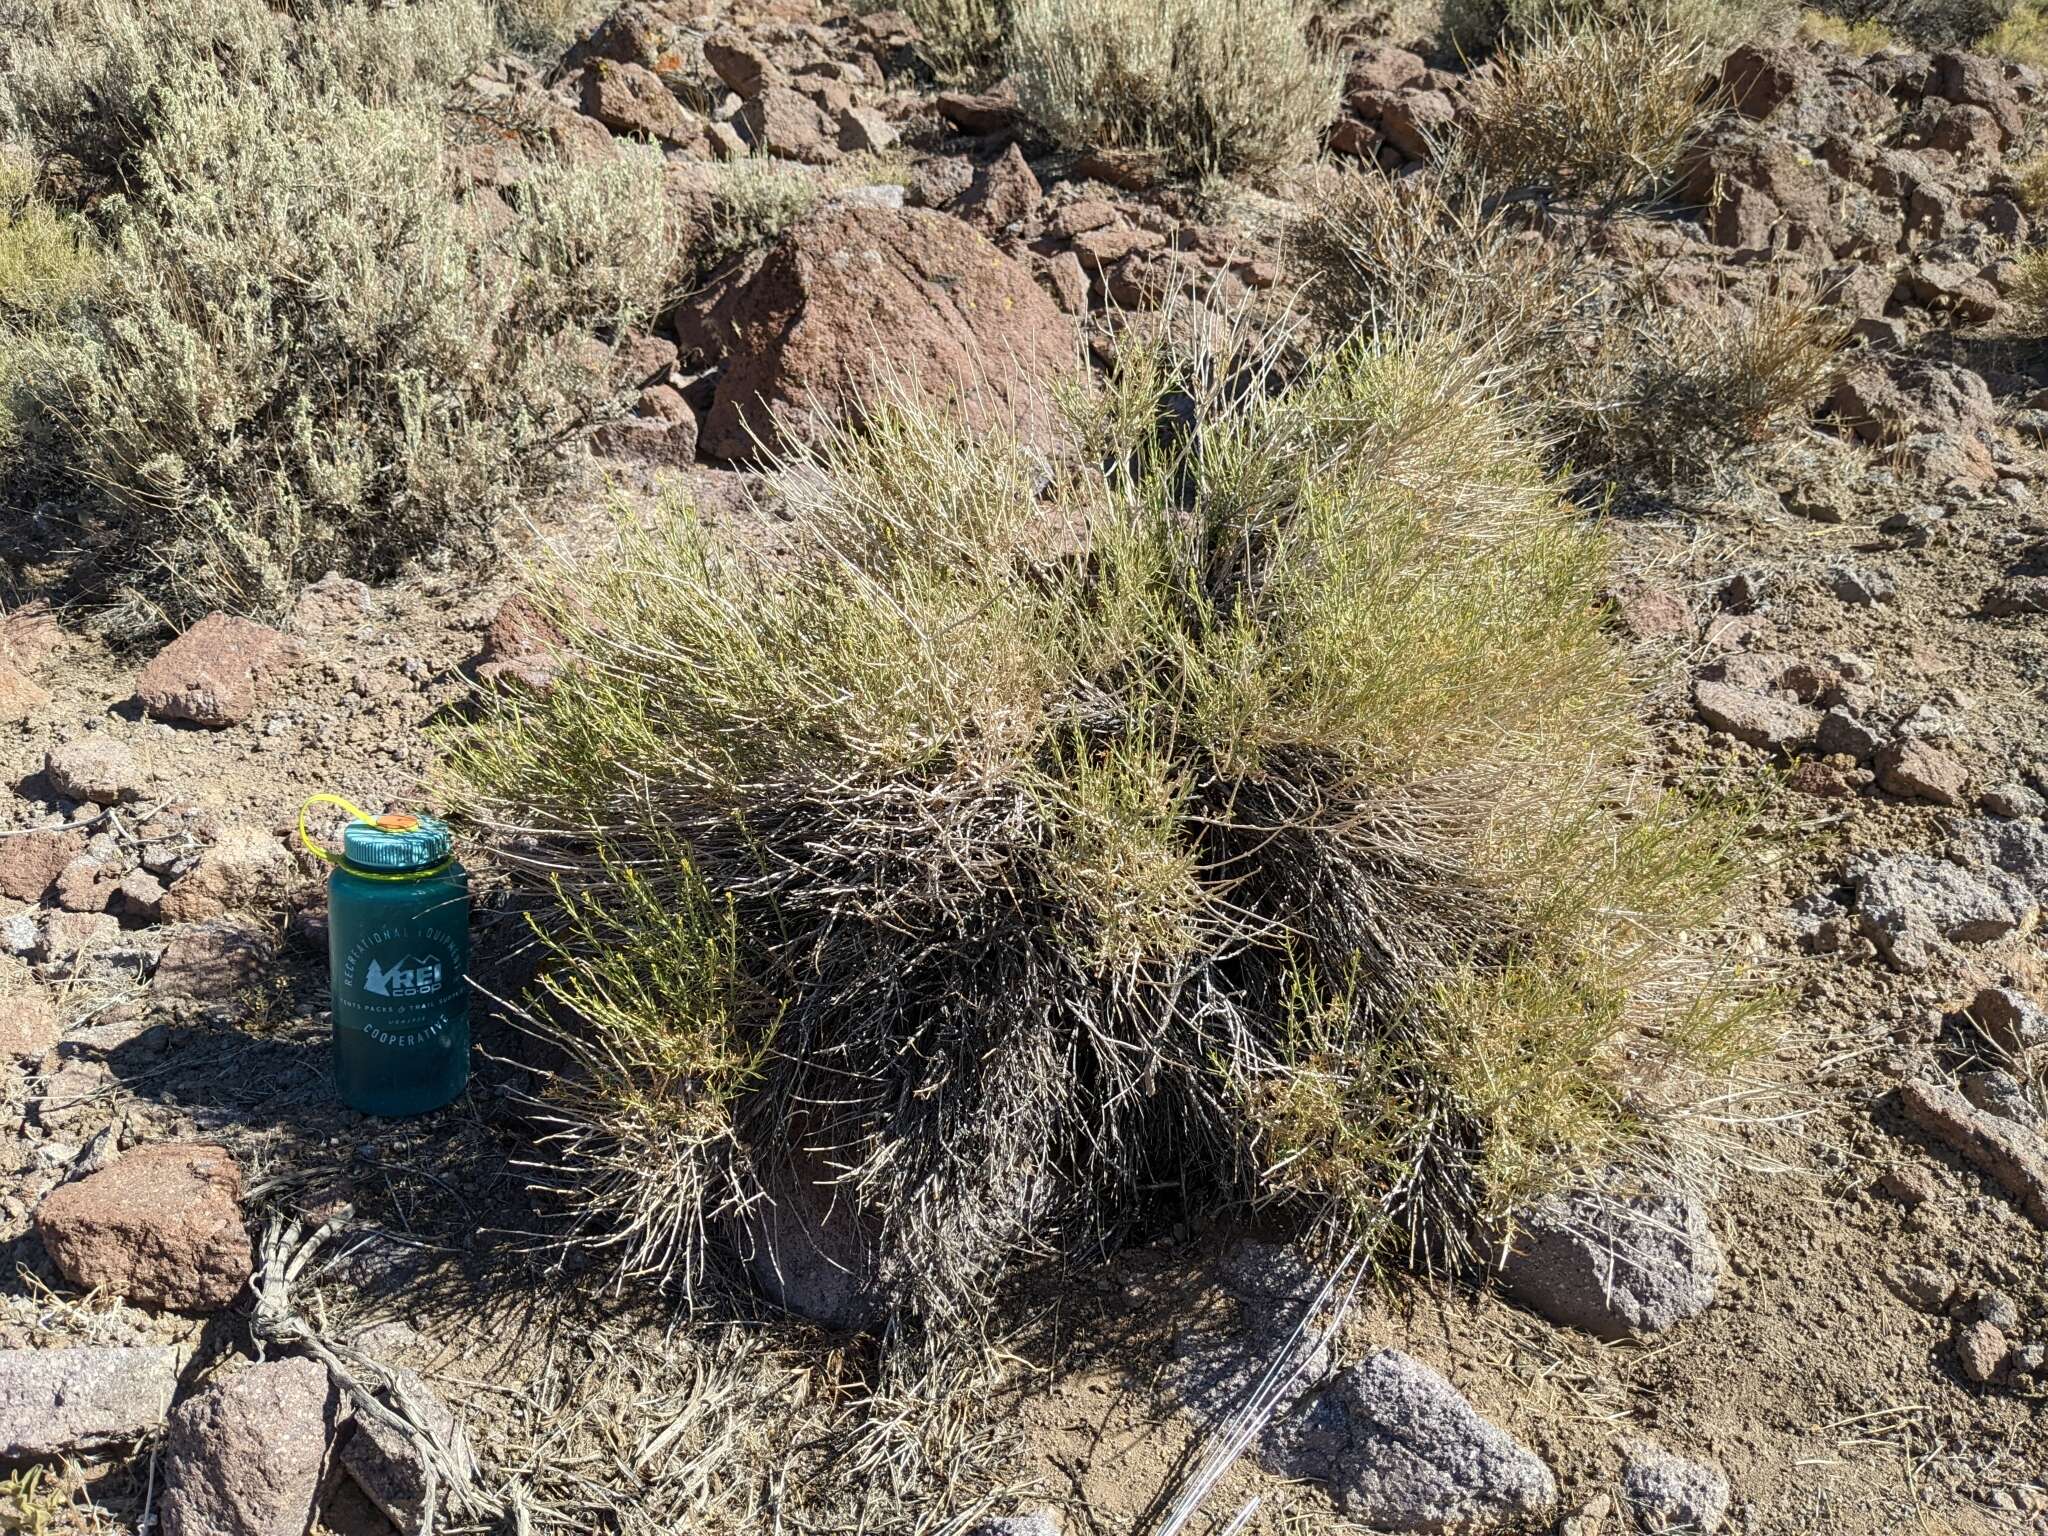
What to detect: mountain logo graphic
<box><xmin>364</xmin><ymin>955</ymin><xmax>444</xmax><ymax>998</ymax></box>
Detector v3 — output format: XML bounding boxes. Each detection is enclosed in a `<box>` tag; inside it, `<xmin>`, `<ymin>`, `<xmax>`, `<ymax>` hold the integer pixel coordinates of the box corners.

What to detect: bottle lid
<box><xmin>342</xmin><ymin>813</ymin><xmax>453</xmax><ymax>875</ymax></box>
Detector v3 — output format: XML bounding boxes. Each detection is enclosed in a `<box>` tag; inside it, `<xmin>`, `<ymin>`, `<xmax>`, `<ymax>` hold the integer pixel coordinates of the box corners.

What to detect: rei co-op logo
<box><xmin>364</xmin><ymin>955</ymin><xmax>444</xmax><ymax>998</ymax></box>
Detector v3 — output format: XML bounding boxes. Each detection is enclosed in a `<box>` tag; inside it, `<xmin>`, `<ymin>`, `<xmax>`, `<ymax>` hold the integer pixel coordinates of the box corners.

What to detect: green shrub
<box><xmin>0</xmin><ymin>155</ymin><xmax>97</xmax><ymax>321</ymax></box>
<box><xmin>0</xmin><ymin>152</ymin><xmax>97</xmax><ymax>465</ymax></box>
<box><xmin>1007</xmin><ymin>0</ymin><xmax>1340</xmax><ymax>180</ymax></box>
<box><xmin>1456</xmin><ymin>11</ymin><xmax>1717</xmax><ymax>207</ymax></box>
<box><xmin>698</xmin><ymin>156</ymin><xmax>822</xmax><ymax>276</ymax></box>
<box><xmin>1804</xmin><ymin>0</ymin><xmax>2015</xmax><ymax>50</ymax></box>
<box><xmin>6</xmin><ymin>0</ymin><xmax>681</xmax><ymax>626</ymax></box>
<box><xmin>1796</xmin><ymin>6</ymin><xmax>1903</xmax><ymax>46</ymax></box>
<box><xmin>1982</xmin><ymin>0</ymin><xmax>2048</xmax><ymax>62</ymax></box>
<box><xmin>450</xmin><ymin>317</ymin><xmax>1757</xmax><ymax>1325</ymax></box>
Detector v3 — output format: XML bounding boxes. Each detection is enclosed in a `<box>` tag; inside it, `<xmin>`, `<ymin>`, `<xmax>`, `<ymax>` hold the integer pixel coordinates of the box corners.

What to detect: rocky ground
<box><xmin>2</xmin><ymin>5</ymin><xmax>2047</xmax><ymax>1535</ymax></box>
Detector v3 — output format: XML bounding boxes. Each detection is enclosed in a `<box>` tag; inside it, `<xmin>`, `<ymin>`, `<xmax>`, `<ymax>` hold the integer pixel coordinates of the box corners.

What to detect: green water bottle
<box><xmin>301</xmin><ymin>796</ymin><xmax>470</xmax><ymax>1117</ymax></box>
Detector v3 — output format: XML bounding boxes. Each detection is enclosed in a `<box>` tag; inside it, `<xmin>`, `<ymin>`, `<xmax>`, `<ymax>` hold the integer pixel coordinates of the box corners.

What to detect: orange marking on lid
<box><xmin>373</xmin><ymin>813</ymin><xmax>421</xmax><ymax>832</ymax></box>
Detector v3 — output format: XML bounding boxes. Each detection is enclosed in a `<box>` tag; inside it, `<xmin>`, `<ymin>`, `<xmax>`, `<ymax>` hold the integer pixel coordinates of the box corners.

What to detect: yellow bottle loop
<box><xmin>296</xmin><ymin>794</ymin><xmax>453</xmax><ymax>882</ymax></box>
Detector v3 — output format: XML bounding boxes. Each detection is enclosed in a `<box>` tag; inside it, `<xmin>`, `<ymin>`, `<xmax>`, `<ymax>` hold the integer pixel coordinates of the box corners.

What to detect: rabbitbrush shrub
<box><xmin>1007</xmin><ymin>0</ymin><xmax>1340</xmax><ymax>179</ymax></box>
<box><xmin>2</xmin><ymin>0</ymin><xmax>680</xmax><ymax>626</ymax></box>
<box><xmin>1806</xmin><ymin>0</ymin><xmax>2016</xmax><ymax>50</ymax></box>
<box><xmin>451</xmin><ymin>316</ymin><xmax>1758</xmax><ymax>1329</ymax></box>
<box><xmin>0</xmin><ymin>152</ymin><xmax>97</xmax><ymax>458</ymax></box>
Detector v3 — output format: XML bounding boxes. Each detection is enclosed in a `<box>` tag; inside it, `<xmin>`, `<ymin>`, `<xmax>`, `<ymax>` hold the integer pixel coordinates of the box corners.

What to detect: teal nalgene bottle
<box><xmin>304</xmin><ymin>797</ymin><xmax>470</xmax><ymax>1116</ymax></box>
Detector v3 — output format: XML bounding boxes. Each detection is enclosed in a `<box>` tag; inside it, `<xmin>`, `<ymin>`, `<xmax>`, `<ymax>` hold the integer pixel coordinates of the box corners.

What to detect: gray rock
<box><xmin>1970</xmin><ymin>985</ymin><xmax>2048</xmax><ymax>1054</ymax></box>
<box><xmin>1949</xmin><ymin>816</ymin><xmax>2048</xmax><ymax>902</ymax></box>
<box><xmin>1267</xmin><ymin>1349</ymin><xmax>1555</xmax><ymax>1531</ymax></box>
<box><xmin>1816</xmin><ymin>708</ymin><xmax>1882</xmax><ymax>762</ymax></box>
<box><xmin>1967</xmin><ymin>1289</ymin><xmax>2022</xmax><ymax>1331</ymax></box>
<box><xmin>1693</xmin><ymin>680</ymin><xmax>1818</xmax><ymax>751</ymax></box>
<box><xmin>159</xmin><ymin>1357</ymin><xmax>338</xmax><ymax>1536</ymax></box>
<box><xmin>340</xmin><ymin>1363</ymin><xmax>478</xmax><ymax>1531</ymax></box>
<box><xmin>1172</xmin><ymin>1241</ymin><xmax>1337</xmax><ymax>1427</ymax></box>
<box><xmin>0</xmin><ymin>913</ymin><xmax>37</xmax><ymax>956</ymax></box>
<box><xmin>739</xmin><ymin>1163</ymin><xmax>884</xmax><ymax>1331</ymax></box>
<box><xmin>1620</xmin><ymin>1441</ymin><xmax>1730</xmax><ymax>1534</ymax></box>
<box><xmin>44</xmin><ymin>736</ymin><xmax>144</xmax><ymax>805</ymax></box>
<box><xmin>1496</xmin><ymin>1186</ymin><xmax>1720</xmax><ymax>1340</ymax></box>
<box><xmin>1979</xmin><ymin>783</ymin><xmax>2046</xmax><ymax>820</ymax></box>
<box><xmin>0</xmin><ymin>1344</ymin><xmax>181</xmax><ymax>1456</ymax></box>
<box><xmin>1961</xmin><ymin>1069</ymin><xmax>2040</xmax><ymax>1127</ymax></box>
<box><xmin>1853</xmin><ymin>854</ymin><xmax>2035</xmax><ymax>973</ymax></box>
<box><xmin>831</xmin><ymin>182</ymin><xmax>906</xmax><ymax>209</ymax></box>
<box><xmin>968</xmin><ymin>1517</ymin><xmax>1060</xmax><ymax>1536</ymax></box>
<box><xmin>1829</xmin><ymin>564</ymin><xmax>1895</xmax><ymax>605</ymax></box>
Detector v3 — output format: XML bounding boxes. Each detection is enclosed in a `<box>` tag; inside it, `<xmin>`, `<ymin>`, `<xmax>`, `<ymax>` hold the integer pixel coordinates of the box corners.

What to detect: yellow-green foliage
<box><xmin>1007</xmin><ymin>0</ymin><xmax>1341</xmax><ymax>179</ymax></box>
<box><xmin>1984</xmin><ymin>0</ymin><xmax>2048</xmax><ymax>66</ymax></box>
<box><xmin>452</xmin><ymin>316</ymin><xmax>1755</xmax><ymax>1322</ymax></box>
<box><xmin>2012</xmin><ymin>150</ymin><xmax>2048</xmax><ymax>214</ymax></box>
<box><xmin>4</xmin><ymin>0</ymin><xmax>681</xmax><ymax>626</ymax></box>
<box><xmin>1797</xmin><ymin>7</ymin><xmax>1900</xmax><ymax>47</ymax></box>
<box><xmin>0</xmin><ymin>157</ymin><xmax>96</xmax><ymax>322</ymax></box>
<box><xmin>699</xmin><ymin>156</ymin><xmax>823</xmax><ymax>275</ymax></box>
<box><xmin>2009</xmin><ymin>245</ymin><xmax>2048</xmax><ymax>327</ymax></box>
<box><xmin>1456</xmin><ymin>10</ymin><xmax>1717</xmax><ymax>205</ymax></box>
<box><xmin>0</xmin><ymin>155</ymin><xmax>98</xmax><ymax>458</ymax></box>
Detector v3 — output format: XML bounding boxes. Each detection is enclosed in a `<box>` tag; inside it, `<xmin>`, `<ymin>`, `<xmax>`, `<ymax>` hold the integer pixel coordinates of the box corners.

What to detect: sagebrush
<box><xmin>1007</xmin><ymin>0</ymin><xmax>1340</xmax><ymax>179</ymax></box>
<box><xmin>2</xmin><ymin>0</ymin><xmax>681</xmax><ymax>627</ymax></box>
<box><xmin>452</xmin><ymin>312</ymin><xmax>1757</xmax><ymax>1330</ymax></box>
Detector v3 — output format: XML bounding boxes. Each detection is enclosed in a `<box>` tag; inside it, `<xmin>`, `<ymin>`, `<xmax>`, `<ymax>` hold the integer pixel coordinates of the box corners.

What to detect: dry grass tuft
<box><xmin>495</xmin><ymin>0</ymin><xmax>596</xmax><ymax>57</ymax></box>
<box><xmin>864</xmin><ymin>0</ymin><xmax>1011</xmax><ymax>82</ymax></box>
<box><xmin>450</xmin><ymin>306</ymin><xmax>1759</xmax><ymax>1330</ymax></box>
<box><xmin>2011</xmin><ymin>150</ymin><xmax>2048</xmax><ymax>215</ymax></box>
<box><xmin>1443</xmin><ymin>0</ymin><xmax>1793</xmax><ymax>57</ymax></box>
<box><xmin>1292</xmin><ymin>167</ymin><xmax>1840</xmax><ymax>492</ymax></box>
<box><xmin>1455</xmin><ymin>10</ymin><xmax>1719</xmax><ymax>207</ymax></box>
<box><xmin>2</xmin><ymin>0</ymin><xmax>684</xmax><ymax>628</ymax></box>
<box><xmin>2007</xmin><ymin>245</ymin><xmax>2048</xmax><ymax>328</ymax></box>
<box><xmin>1007</xmin><ymin>0</ymin><xmax>1340</xmax><ymax>180</ymax></box>
<box><xmin>1562</xmin><ymin>282</ymin><xmax>1844</xmax><ymax>484</ymax></box>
